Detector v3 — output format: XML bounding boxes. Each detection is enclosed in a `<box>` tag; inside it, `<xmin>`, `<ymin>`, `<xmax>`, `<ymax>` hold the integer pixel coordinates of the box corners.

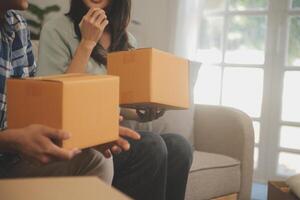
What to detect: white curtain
<box><xmin>168</xmin><ymin>0</ymin><xmax>206</xmax><ymax>60</ymax></box>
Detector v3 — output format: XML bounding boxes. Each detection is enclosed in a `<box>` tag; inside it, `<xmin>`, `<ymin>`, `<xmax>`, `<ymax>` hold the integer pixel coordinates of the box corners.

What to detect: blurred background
<box><xmin>24</xmin><ymin>0</ymin><xmax>300</xmax><ymax>192</ymax></box>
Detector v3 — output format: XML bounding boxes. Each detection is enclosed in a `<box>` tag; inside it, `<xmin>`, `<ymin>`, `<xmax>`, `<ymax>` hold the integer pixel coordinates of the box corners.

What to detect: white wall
<box><xmin>129</xmin><ymin>0</ymin><xmax>201</xmax><ymax>59</ymax></box>
<box><xmin>128</xmin><ymin>0</ymin><xmax>172</xmax><ymax>51</ymax></box>
<box><xmin>168</xmin><ymin>0</ymin><xmax>203</xmax><ymax>59</ymax></box>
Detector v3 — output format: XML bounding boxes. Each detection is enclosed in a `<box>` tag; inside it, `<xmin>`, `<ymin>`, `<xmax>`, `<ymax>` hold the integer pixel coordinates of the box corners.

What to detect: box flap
<box><xmin>108</xmin><ymin>48</ymin><xmax>187</xmax><ymax>61</ymax></box>
<box><xmin>32</xmin><ymin>73</ymin><xmax>86</xmax><ymax>80</ymax></box>
<box><xmin>27</xmin><ymin>74</ymin><xmax>118</xmax><ymax>83</ymax></box>
<box><xmin>108</xmin><ymin>48</ymin><xmax>152</xmax><ymax>55</ymax></box>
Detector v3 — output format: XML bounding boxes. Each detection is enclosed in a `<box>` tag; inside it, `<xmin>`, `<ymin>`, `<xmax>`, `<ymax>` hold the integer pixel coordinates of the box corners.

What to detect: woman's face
<box><xmin>83</xmin><ymin>0</ymin><xmax>111</xmax><ymax>9</ymax></box>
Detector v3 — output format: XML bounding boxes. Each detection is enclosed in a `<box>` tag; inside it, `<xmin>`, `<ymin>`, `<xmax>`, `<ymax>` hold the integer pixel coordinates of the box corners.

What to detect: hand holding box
<box><xmin>7</xmin><ymin>74</ymin><xmax>119</xmax><ymax>150</ymax></box>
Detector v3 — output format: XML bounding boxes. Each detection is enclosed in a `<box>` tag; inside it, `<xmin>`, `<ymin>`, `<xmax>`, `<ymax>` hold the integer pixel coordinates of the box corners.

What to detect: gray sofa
<box><xmin>112</xmin><ymin>83</ymin><xmax>254</xmax><ymax>199</ymax></box>
<box><xmin>185</xmin><ymin>105</ymin><xmax>254</xmax><ymax>200</ymax></box>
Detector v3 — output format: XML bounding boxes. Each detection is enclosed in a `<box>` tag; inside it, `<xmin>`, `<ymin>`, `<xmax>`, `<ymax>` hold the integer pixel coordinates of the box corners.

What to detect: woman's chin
<box><xmin>84</xmin><ymin>0</ymin><xmax>110</xmax><ymax>10</ymax></box>
<box><xmin>89</xmin><ymin>4</ymin><xmax>106</xmax><ymax>9</ymax></box>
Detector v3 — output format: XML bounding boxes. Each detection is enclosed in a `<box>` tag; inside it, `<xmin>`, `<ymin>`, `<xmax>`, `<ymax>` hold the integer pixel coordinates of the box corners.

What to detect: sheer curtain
<box><xmin>168</xmin><ymin>0</ymin><xmax>205</xmax><ymax>60</ymax></box>
<box><xmin>146</xmin><ymin>0</ymin><xmax>204</xmax><ymax>142</ymax></box>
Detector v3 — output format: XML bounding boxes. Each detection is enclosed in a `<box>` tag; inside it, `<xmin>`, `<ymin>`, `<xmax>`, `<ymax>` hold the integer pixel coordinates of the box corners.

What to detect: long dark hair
<box><xmin>66</xmin><ymin>0</ymin><xmax>133</xmax><ymax>65</ymax></box>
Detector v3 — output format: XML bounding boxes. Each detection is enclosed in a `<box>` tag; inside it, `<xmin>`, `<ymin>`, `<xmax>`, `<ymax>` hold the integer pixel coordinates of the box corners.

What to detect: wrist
<box><xmin>0</xmin><ymin>129</ymin><xmax>19</xmax><ymax>153</ymax></box>
<box><xmin>80</xmin><ymin>39</ymin><xmax>97</xmax><ymax>51</ymax></box>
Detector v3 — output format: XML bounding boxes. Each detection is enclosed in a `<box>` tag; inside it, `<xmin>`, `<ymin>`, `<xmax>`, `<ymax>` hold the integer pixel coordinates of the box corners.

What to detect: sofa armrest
<box><xmin>193</xmin><ymin>104</ymin><xmax>254</xmax><ymax>200</ymax></box>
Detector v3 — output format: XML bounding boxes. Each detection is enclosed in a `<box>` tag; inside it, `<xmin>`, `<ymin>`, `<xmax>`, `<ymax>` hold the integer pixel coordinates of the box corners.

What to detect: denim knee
<box><xmin>138</xmin><ymin>132</ymin><xmax>168</xmax><ymax>168</ymax></box>
<box><xmin>161</xmin><ymin>133</ymin><xmax>193</xmax><ymax>167</ymax></box>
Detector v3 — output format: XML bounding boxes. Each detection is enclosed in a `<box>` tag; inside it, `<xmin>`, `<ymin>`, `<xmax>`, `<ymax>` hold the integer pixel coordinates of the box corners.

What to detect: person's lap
<box><xmin>112</xmin><ymin>131</ymin><xmax>193</xmax><ymax>200</ymax></box>
<box><xmin>112</xmin><ymin>132</ymin><xmax>168</xmax><ymax>199</ymax></box>
<box><xmin>1</xmin><ymin>148</ymin><xmax>113</xmax><ymax>184</ymax></box>
<box><xmin>161</xmin><ymin>133</ymin><xmax>193</xmax><ymax>200</ymax></box>
<box><xmin>0</xmin><ymin>131</ymin><xmax>193</xmax><ymax>200</ymax></box>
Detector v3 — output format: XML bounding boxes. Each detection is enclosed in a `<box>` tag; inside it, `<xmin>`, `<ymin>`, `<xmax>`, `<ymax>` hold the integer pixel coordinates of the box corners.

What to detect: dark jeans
<box><xmin>112</xmin><ymin>132</ymin><xmax>193</xmax><ymax>200</ymax></box>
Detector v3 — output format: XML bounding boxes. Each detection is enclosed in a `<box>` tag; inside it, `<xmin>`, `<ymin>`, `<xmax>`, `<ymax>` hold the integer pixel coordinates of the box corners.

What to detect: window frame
<box><xmin>194</xmin><ymin>0</ymin><xmax>300</xmax><ymax>182</ymax></box>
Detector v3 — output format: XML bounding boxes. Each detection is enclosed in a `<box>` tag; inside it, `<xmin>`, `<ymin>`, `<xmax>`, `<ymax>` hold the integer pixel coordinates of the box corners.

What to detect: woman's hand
<box><xmin>96</xmin><ymin>116</ymin><xmax>141</xmax><ymax>158</ymax></box>
<box><xmin>136</xmin><ymin>108</ymin><xmax>166</xmax><ymax>123</ymax></box>
<box><xmin>66</xmin><ymin>8</ymin><xmax>108</xmax><ymax>73</ymax></box>
<box><xmin>79</xmin><ymin>8</ymin><xmax>109</xmax><ymax>49</ymax></box>
<box><xmin>120</xmin><ymin>108</ymin><xmax>166</xmax><ymax>122</ymax></box>
<box><xmin>1</xmin><ymin>125</ymin><xmax>81</xmax><ymax>165</ymax></box>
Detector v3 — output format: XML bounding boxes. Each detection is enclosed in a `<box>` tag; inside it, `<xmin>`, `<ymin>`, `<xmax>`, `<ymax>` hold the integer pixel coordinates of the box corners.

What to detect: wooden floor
<box><xmin>212</xmin><ymin>193</ymin><xmax>238</xmax><ymax>200</ymax></box>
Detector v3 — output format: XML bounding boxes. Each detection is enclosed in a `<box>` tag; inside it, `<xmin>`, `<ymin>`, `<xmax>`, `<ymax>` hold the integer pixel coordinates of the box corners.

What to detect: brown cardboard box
<box><xmin>107</xmin><ymin>48</ymin><xmax>189</xmax><ymax>110</ymax></box>
<box><xmin>0</xmin><ymin>177</ymin><xmax>132</xmax><ymax>200</ymax></box>
<box><xmin>268</xmin><ymin>181</ymin><xmax>300</xmax><ymax>200</ymax></box>
<box><xmin>7</xmin><ymin>74</ymin><xmax>119</xmax><ymax>149</ymax></box>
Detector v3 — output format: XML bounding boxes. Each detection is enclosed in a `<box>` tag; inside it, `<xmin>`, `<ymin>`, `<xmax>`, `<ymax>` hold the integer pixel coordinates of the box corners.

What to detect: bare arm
<box><xmin>65</xmin><ymin>8</ymin><xmax>108</xmax><ymax>73</ymax></box>
<box><xmin>65</xmin><ymin>41</ymin><xmax>95</xmax><ymax>73</ymax></box>
<box><xmin>0</xmin><ymin>130</ymin><xmax>16</xmax><ymax>153</ymax></box>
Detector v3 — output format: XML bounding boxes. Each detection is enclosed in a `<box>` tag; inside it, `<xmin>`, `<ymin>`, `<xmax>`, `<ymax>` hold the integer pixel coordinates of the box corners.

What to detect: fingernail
<box><xmin>112</xmin><ymin>146</ymin><xmax>118</xmax><ymax>151</ymax></box>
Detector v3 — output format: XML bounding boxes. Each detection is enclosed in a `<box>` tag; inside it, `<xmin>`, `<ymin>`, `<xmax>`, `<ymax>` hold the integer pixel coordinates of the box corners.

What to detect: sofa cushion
<box><xmin>186</xmin><ymin>151</ymin><xmax>241</xmax><ymax>200</ymax></box>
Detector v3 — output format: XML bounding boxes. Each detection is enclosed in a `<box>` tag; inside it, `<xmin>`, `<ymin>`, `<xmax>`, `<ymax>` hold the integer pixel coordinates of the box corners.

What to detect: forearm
<box><xmin>0</xmin><ymin>130</ymin><xmax>17</xmax><ymax>154</ymax></box>
<box><xmin>65</xmin><ymin>40</ymin><xmax>95</xmax><ymax>74</ymax></box>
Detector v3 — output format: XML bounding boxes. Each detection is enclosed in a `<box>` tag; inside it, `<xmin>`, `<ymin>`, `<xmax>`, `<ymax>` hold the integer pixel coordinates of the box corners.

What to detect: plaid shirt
<box><xmin>0</xmin><ymin>10</ymin><xmax>36</xmax><ymax>130</ymax></box>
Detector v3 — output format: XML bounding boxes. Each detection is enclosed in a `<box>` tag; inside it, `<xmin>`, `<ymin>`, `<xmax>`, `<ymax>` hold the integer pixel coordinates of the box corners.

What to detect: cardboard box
<box><xmin>107</xmin><ymin>48</ymin><xmax>189</xmax><ymax>110</ymax></box>
<box><xmin>268</xmin><ymin>181</ymin><xmax>300</xmax><ymax>200</ymax></box>
<box><xmin>0</xmin><ymin>177</ymin><xmax>132</xmax><ymax>200</ymax></box>
<box><xmin>7</xmin><ymin>74</ymin><xmax>119</xmax><ymax>149</ymax></box>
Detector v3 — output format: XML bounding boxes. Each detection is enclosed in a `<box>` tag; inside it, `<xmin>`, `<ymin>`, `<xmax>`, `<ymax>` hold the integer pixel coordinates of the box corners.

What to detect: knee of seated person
<box><xmin>80</xmin><ymin>149</ymin><xmax>113</xmax><ymax>183</ymax></box>
<box><xmin>79</xmin><ymin>148</ymin><xmax>104</xmax><ymax>163</ymax></box>
<box><xmin>162</xmin><ymin>133</ymin><xmax>193</xmax><ymax>166</ymax></box>
<box><xmin>73</xmin><ymin>149</ymin><xmax>111</xmax><ymax>175</ymax></box>
<box><xmin>138</xmin><ymin>132</ymin><xmax>168</xmax><ymax>164</ymax></box>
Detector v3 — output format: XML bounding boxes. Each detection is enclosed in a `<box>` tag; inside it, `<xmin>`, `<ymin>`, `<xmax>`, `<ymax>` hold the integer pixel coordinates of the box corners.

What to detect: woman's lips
<box><xmin>91</xmin><ymin>0</ymin><xmax>103</xmax><ymax>3</ymax></box>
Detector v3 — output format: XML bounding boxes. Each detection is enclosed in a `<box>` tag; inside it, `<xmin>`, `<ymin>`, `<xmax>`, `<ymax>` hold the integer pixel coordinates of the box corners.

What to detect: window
<box><xmin>229</xmin><ymin>0</ymin><xmax>268</xmax><ymax>10</ymax></box>
<box><xmin>292</xmin><ymin>0</ymin><xmax>300</xmax><ymax>9</ymax></box>
<box><xmin>277</xmin><ymin>0</ymin><xmax>300</xmax><ymax>178</ymax></box>
<box><xmin>287</xmin><ymin>17</ymin><xmax>300</xmax><ymax>66</ymax></box>
<box><xmin>194</xmin><ymin>0</ymin><xmax>300</xmax><ymax>181</ymax></box>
